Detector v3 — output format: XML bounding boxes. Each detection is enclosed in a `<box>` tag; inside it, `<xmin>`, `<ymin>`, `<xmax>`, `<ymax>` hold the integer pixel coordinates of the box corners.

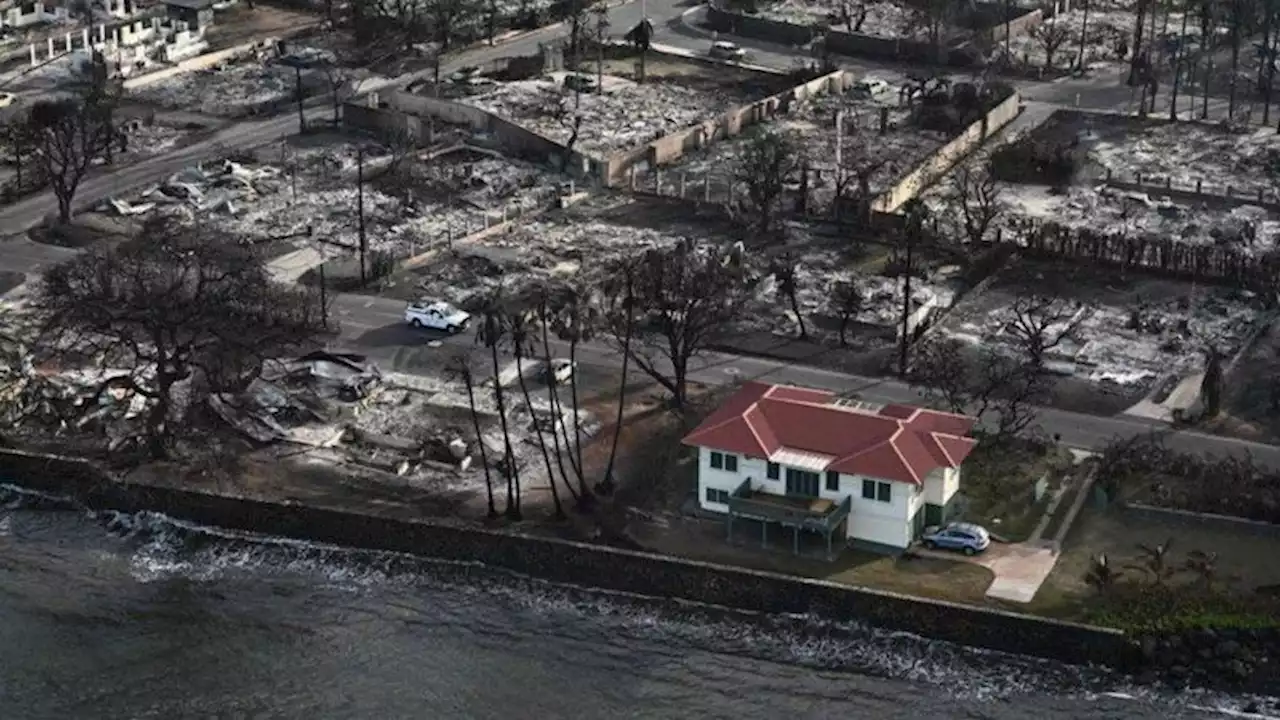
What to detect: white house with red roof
<box><xmin>682</xmin><ymin>381</ymin><xmax>978</xmax><ymax>555</ymax></box>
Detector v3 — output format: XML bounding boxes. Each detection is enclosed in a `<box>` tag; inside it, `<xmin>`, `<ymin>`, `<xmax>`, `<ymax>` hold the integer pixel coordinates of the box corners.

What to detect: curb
<box><xmin>678</xmin><ymin>4</ymin><xmax>715</xmax><ymax>38</ymax></box>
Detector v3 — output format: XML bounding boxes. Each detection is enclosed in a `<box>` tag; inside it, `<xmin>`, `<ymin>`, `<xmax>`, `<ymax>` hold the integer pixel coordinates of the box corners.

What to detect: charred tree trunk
<box><xmin>463</xmin><ymin>368</ymin><xmax>498</xmax><ymax>518</ymax></box>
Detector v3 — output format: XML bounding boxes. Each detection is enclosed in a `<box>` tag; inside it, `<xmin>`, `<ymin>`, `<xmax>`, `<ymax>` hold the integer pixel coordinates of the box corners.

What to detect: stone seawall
<box><xmin>0</xmin><ymin>449</ymin><xmax>1138</xmax><ymax>670</ymax></box>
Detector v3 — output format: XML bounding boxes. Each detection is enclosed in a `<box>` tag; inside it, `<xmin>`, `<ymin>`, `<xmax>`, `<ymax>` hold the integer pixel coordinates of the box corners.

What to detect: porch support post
<box><xmin>793</xmin><ymin>526</ymin><xmax>799</xmax><ymax>555</ymax></box>
<box><xmin>761</xmin><ymin>520</ymin><xmax>767</xmax><ymax>548</ymax></box>
<box><xmin>826</xmin><ymin>529</ymin><xmax>833</xmax><ymax>560</ymax></box>
<box><xmin>727</xmin><ymin>513</ymin><xmax>733</xmax><ymax>542</ymax></box>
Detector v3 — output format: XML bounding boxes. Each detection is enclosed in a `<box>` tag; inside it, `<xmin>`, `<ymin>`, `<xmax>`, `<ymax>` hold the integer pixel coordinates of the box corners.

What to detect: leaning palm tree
<box><xmin>598</xmin><ymin>261</ymin><xmax>636</xmax><ymax>496</ymax></box>
<box><xmin>536</xmin><ymin>283</ymin><xmax>586</xmax><ymax>509</ymax></box>
<box><xmin>551</xmin><ymin>284</ymin><xmax>599</xmax><ymax>498</ymax></box>
<box><xmin>476</xmin><ymin>290</ymin><xmax>521</xmax><ymax>520</ymax></box>
<box><xmin>509</xmin><ymin>298</ymin><xmax>566</xmax><ymax>520</ymax></box>
<box><xmin>450</xmin><ymin>352</ymin><xmax>497</xmax><ymax>519</ymax></box>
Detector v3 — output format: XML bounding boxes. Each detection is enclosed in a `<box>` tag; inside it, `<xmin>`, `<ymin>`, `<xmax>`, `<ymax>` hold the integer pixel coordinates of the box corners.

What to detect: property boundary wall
<box><xmin>0</xmin><ymin>448</ymin><xmax>1140</xmax><ymax>671</ymax></box>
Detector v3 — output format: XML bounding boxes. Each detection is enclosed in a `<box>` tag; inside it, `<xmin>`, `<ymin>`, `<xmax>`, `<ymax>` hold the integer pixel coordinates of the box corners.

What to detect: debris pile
<box><xmin>130</xmin><ymin>55</ymin><xmax>321</xmax><ymax>116</ymax></box>
<box><xmin>999</xmin><ymin>184</ymin><xmax>1280</xmax><ymax>257</ymax></box>
<box><xmin>461</xmin><ymin>75</ymin><xmax>752</xmax><ymax>155</ymax></box>
<box><xmin>757</xmin><ymin>0</ymin><xmax>923</xmax><ymax>38</ymax></box>
<box><xmin>113</xmin><ymin>138</ymin><xmax>565</xmax><ymax>261</ymax></box>
<box><xmin>1087</xmin><ymin>122</ymin><xmax>1280</xmax><ymax>196</ymax></box>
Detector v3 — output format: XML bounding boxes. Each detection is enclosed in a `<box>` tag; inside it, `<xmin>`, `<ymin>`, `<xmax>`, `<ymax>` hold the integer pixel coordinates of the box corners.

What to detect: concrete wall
<box><xmin>344</xmin><ymin>90</ymin><xmax>598</xmax><ymax>180</ymax></box>
<box><xmin>0</xmin><ymin>448</ymin><xmax>1139</xmax><ymax>670</ymax></box>
<box><xmin>122</xmin><ymin>38</ymin><xmax>272</xmax><ymax>89</ymax></box>
<box><xmin>872</xmin><ymin>91</ymin><xmax>1021</xmax><ymax>213</ymax></box>
<box><xmin>601</xmin><ymin>69</ymin><xmax>850</xmax><ymax>187</ymax></box>
<box><xmin>705</xmin><ymin>6</ymin><xmax>984</xmax><ymax>67</ymax></box>
<box><xmin>1123</xmin><ymin>502</ymin><xmax>1280</xmax><ymax>539</ymax></box>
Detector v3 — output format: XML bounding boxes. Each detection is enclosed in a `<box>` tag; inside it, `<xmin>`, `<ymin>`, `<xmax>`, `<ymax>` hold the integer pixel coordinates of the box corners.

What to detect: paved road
<box><xmin>329</xmin><ymin>292</ymin><xmax>1280</xmax><ymax>467</ymax></box>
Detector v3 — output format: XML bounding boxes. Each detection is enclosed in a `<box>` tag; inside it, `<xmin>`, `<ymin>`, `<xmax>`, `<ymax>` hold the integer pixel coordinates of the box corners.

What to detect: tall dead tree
<box><xmin>28</xmin><ymin>84</ymin><xmax>117</xmax><ymax>223</ymax></box>
<box><xmin>734</xmin><ymin>129</ymin><xmax>805</xmax><ymax>239</ymax></box>
<box><xmin>944</xmin><ymin>161</ymin><xmax>1006</xmax><ymax>245</ymax></box>
<box><xmin>606</xmin><ymin>241</ymin><xmax>753</xmax><ymax>411</ymax></box>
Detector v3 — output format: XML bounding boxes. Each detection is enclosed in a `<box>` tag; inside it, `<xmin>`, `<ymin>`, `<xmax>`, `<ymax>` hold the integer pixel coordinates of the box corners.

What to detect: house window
<box><xmin>705</xmin><ymin>487</ymin><xmax>729</xmax><ymax>504</ymax></box>
<box><xmin>825</xmin><ymin>471</ymin><xmax>839</xmax><ymax>492</ymax></box>
<box><xmin>862</xmin><ymin>480</ymin><xmax>892</xmax><ymax>503</ymax></box>
<box><xmin>724</xmin><ymin>454</ymin><xmax>738</xmax><ymax>473</ymax></box>
<box><xmin>766</xmin><ymin>462</ymin><xmax>780</xmax><ymax>480</ymax></box>
<box><xmin>710</xmin><ymin>451</ymin><xmax>723</xmax><ymax>470</ymax></box>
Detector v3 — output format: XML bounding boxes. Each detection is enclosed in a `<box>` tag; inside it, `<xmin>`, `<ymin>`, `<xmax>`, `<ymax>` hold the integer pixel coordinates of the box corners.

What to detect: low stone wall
<box><xmin>871</xmin><ymin>91</ymin><xmax>1021</xmax><ymax>213</ymax></box>
<box><xmin>0</xmin><ymin>448</ymin><xmax>1139</xmax><ymax>670</ymax></box>
<box><xmin>1103</xmin><ymin>173</ymin><xmax>1280</xmax><ymax>214</ymax></box>
<box><xmin>1123</xmin><ymin>502</ymin><xmax>1280</xmax><ymax>539</ymax></box>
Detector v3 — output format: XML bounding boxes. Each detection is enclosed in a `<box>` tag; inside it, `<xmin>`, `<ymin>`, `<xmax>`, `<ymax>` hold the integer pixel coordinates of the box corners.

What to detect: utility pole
<box><xmin>1170</xmin><ymin>6</ymin><xmax>1189</xmax><ymax>120</ymax></box>
<box><xmin>295</xmin><ymin>65</ymin><xmax>306</xmax><ymax>134</ymax></box>
<box><xmin>898</xmin><ymin>207</ymin><xmax>920</xmax><ymax>378</ymax></box>
<box><xmin>357</xmin><ymin>144</ymin><xmax>367</xmax><ymax>286</ymax></box>
<box><xmin>318</xmin><ymin>256</ymin><xmax>328</xmax><ymax>329</ymax></box>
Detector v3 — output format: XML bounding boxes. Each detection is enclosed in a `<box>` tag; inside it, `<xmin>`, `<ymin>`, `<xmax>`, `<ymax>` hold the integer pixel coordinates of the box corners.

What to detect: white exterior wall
<box><xmin>696</xmin><ymin>446</ymin><xmax>755</xmax><ymax>513</ymax></box>
<box><xmin>845</xmin><ymin>474</ymin><xmax>916</xmax><ymax>549</ymax></box>
<box><xmin>923</xmin><ymin>467</ymin><xmax>961</xmax><ymax>507</ymax></box>
<box><xmin>693</xmin><ymin>443</ymin><xmax>939</xmax><ymax>550</ymax></box>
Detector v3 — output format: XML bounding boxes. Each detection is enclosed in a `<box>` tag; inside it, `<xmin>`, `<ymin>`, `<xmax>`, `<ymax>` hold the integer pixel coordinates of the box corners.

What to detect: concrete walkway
<box><xmin>977</xmin><ymin>542</ymin><xmax>1060</xmax><ymax>604</ymax></box>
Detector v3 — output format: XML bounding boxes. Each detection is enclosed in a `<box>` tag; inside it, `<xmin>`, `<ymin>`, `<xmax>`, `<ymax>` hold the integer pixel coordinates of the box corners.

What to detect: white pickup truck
<box><xmin>405</xmin><ymin>301</ymin><xmax>471</xmax><ymax>333</ymax></box>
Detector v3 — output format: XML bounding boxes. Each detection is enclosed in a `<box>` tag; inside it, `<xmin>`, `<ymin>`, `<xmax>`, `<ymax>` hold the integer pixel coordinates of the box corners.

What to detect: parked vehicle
<box><xmin>405</xmin><ymin>301</ymin><xmax>471</xmax><ymax>333</ymax></box>
<box><xmin>563</xmin><ymin>73</ymin><xmax>597</xmax><ymax>93</ymax></box>
<box><xmin>0</xmin><ymin>92</ymin><xmax>14</xmax><ymax>109</ymax></box>
<box><xmin>544</xmin><ymin>358</ymin><xmax>576</xmax><ymax>385</ymax></box>
<box><xmin>851</xmin><ymin>77</ymin><xmax>891</xmax><ymax>98</ymax></box>
<box><xmin>709</xmin><ymin>40</ymin><xmax>746</xmax><ymax>61</ymax></box>
<box><xmin>921</xmin><ymin>522</ymin><xmax>991</xmax><ymax>556</ymax></box>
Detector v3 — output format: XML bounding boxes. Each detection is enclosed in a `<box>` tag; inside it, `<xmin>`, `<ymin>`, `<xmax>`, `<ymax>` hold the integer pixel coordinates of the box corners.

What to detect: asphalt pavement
<box><xmin>327</xmin><ymin>292</ymin><xmax>1280</xmax><ymax>467</ymax></box>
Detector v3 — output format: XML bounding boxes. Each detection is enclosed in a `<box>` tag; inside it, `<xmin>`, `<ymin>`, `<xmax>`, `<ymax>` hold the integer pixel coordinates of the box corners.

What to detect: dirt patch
<box><xmin>204</xmin><ymin>4</ymin><xmax>323</xmax><ymax>48</ymax></box>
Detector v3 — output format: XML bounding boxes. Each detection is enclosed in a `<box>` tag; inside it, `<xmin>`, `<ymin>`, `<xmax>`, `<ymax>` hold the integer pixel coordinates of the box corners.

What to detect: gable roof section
<box><xmin>682</xmin><ymin>382</ymin><xmax>978</xmax><ymax>485</ymax></box>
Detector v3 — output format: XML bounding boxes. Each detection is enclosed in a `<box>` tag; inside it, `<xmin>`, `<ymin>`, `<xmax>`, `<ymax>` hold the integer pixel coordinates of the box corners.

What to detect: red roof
<box><xmin>682</xmin><ymin>382</ymin><xmax>978</xmax><ymax>485</ymax></box>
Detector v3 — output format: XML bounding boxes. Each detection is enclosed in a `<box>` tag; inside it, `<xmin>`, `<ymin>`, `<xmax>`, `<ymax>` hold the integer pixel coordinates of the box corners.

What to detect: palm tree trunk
<box><xmin>516</xmin><ymin>351</ymin><xmax>565</xmax><ymax>519</ymax></box>
<box><xmin>490</xmin><ymin>342</ymin><xmax>520</xmax><ymax>520</ymax></box>
<box><xmin>567</xmin><ymin>336</ymin><xmax>587</xmax><ymax>489</ymax></box>
<box><xmin>540</xmin><ymin>312</ymin><xmax>587</xmax><ymax>508</ymax></box>
<box><xmin>1130</xmin><ymin>0</ymin><xmax>1150</xmax><ymax>84</ymax></box>
<box><xmin>1078</xmin><ymin>0</ymin><xmax>1091</xmax><ymax>71</ymax></box>
<box><xmin>1172</xmin><ymin>5</ymin><xmax>1191</xmax><ymax>118</ymax></box>
<box><xmin>1266</xmin><ymin>6</ymin><xmax>1278</xmax><ymax>124</ymax></box>
<box><xmin>600</xmin><ymin>279</ymin><xmax>634</xmax><ymax>496</ymax></box>
<box><xmin>1229</xmin><ymin>0</ymin><xmax>1242</xmax><ymax>119</ymax></box>
<box><xmin>463</xmin><ymin>369</ymin><xmax>497</xmax><ymax>518</ymax></box>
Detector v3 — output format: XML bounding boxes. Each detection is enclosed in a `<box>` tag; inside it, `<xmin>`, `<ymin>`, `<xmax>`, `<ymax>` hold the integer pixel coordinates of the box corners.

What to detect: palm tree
<box><xmin>1084</xmin><ymin>553</ymin><xmax>1122</xmax><ymax>594</ymax></box>
<box><xmin>551</xmin><ymin>284</ymin><xmax>599</xmax><ymax>497</ymax></box>
<box><xmin>509</xmin><ymin>298</ymin><xmax>566</xmax><ymax>520</ymax></box>
<box><xmin>1228</xmin><ymin>0</ymin><xmax>1245</xmax><ymax>119</ymax></box>
<box><xmin>537</xmin><ymin>284</ymin><xmax>587</xmax><ymax>510</ymax></box>
<box><xmin>476</xmin><ymin>290</ymin><xmax>521</xmax><ymax>520</ymax></box>
<box><xmin>1129</xmin><ymin>537</ymin><xmax>1178</xmax><ymax>586</ymax></box>
<box><xmin>1199</xmin><ymin>0</ymin><xmax>1219</xmax><ymax>119</ymax></box>
<box><xmin>1077</xmin><ymin>0</ymin><xmax>1092</xmax><ymax>72</ymax></box>
<box><xmin>1170</xmin><ymin>0</ymin><xmax>1193</xmax><ymax>119</ymax></box>
<box><xmin>1184</xmin><ymin>548</ymin><xmax>1220</xmax><ymax>588</ymax></box>
<box><xmin>450</xmin><ymin>353</ymin><xmax>497</xmax><ymax>519</ymax></box>
<box><xmin>599</xmin><ymin>262</ymin><xmax>636</xmax><ymax>496</ymax></box>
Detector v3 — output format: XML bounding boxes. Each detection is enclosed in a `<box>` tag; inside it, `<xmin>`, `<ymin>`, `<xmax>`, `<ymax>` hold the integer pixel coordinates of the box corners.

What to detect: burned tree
<box><xmin>606</xmin><ymin>240</ymin><xmax>754</xmax><ymax>410</ymax></box>
<box><xmin>541</xmin><ymin>90</ymin><xmax>583</xmax><ymax>173</ymax></box>
<box><xmin>1031</xmin><ymin>17</ymin><xmax>1073</xmax><ymax>70</ymax></box>
<box><xmin>28</xmin><ymin>86</ymin><xmax>118</xmax><ymax>223</ymax></box>
<box><xmin>32</xmin><ymin>218</ymin><xmax>327</xmax><ymax>459</ymax></box>
<box><xmin>475</xmin><ymin>290</ymin><xmax>522</xmax><ymax>520</ymax></box>
<box><xmin>833</xmin><ymin>0</ymin><xmax>868</xmax><ymax>31</ymax></box>
<box><xmin>833</xmin><ymin>126</ymin><xmax>888</xmax><ymax>225</ymax></box>
<box><xmin>943</xmin><ymin>161</ymin><xmax>1007</xmax><ymax>246</ymax></box>
<box><xmin>772</xmin><ymin>253</ymin><xmax>807</xmax><ymax>339</ymax></box>
<box><xmin>830</xmin><ymin>279</ymin><xmax>863</xmax><ymax>346</ymax></box>
<box><xmin>734</xmin><ymin>129</ymin><xmax>805</xmax><ymax>239</ymax></box>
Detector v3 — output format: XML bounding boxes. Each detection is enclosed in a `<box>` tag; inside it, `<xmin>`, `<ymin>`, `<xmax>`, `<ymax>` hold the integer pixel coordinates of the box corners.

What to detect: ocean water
<box><xmin>0</xmin><ymin>486</ymin><xmax>1275</xmax><ymax>720</ymax></box>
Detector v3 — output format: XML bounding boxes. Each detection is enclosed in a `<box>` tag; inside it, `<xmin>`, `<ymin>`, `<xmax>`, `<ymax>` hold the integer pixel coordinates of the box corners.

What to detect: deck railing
<box><xmin>727</xmin><ymin>478</ymin><xmax>852</xmax><ymax>532</ymax></box>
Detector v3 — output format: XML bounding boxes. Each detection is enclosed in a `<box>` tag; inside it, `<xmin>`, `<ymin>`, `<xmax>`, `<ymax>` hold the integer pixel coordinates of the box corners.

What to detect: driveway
<box><xmin>916</xmin><ymin>541</ymin><xmax>1060</xmax><ymax>604</ymax></box>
